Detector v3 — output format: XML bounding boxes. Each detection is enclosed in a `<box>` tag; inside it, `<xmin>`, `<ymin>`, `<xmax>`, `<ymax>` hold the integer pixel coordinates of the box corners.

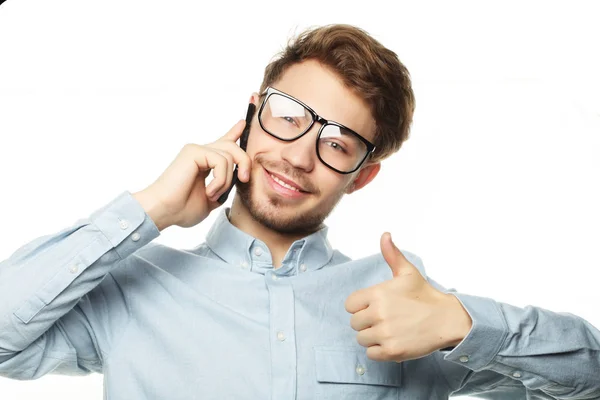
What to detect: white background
<box><xmin>1</xmin><ymin>0</ymin><xmax>599</xmax><ymax>398</ymax></box>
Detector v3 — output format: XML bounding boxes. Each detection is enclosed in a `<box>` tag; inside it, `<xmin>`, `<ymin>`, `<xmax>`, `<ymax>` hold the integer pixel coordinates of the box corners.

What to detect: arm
<box><xmin>427</xmin><ymin>278</ymin><xmax>600</xmax><ymax>399</ymax></box>
<box><xmin>0</xmin><ymin>121</ymin><xmax>250</xmax><ymax>380</ymax></box>
<box><xmin>0</xmin><ymin>191</ymin><xmax>159</xmax><ymax>379</ymax></box>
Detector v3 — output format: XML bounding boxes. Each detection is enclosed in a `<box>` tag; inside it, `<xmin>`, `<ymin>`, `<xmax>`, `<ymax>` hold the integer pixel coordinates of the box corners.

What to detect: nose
<box><xmin>279</xmin><ymin>124</ymin><xmax>319</xmax><ymax>172</ymax></box>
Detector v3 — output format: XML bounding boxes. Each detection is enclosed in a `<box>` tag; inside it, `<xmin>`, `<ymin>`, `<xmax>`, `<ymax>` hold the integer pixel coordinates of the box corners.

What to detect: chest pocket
<box><xmin>314</xmin><ymin>346</ymin><xmax>402</xmax><ymax>399</ymax></box>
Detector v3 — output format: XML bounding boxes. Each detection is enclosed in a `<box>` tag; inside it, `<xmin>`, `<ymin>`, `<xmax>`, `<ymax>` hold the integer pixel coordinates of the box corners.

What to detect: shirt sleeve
<box><xmin>0</xmin><ymin>191</ymin><xmax>160</xmax><ymax>379</ymax></box>
<box><xmin>426</xmin><ymin>276</ymin><xmax>600</xmax><ymax>399</ymax></box>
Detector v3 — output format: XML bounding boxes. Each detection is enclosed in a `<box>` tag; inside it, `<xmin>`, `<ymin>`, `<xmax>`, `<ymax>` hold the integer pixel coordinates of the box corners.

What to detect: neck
<box><xmin>228</xmin><ymin>194</ymin><xmax>316</xmax><ymax>268</ymax></box>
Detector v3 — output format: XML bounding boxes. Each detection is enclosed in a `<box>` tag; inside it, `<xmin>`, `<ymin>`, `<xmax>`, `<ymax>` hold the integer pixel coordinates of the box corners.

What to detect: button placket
<box><xmin>266</xmin><ymin>276</ymin><xmax>296</xmax><ymax>398</ymax></box>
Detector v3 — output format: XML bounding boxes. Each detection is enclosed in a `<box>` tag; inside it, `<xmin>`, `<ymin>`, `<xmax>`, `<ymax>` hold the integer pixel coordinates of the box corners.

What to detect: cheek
<box><xmin>317</xmin><ymin>174</ymin><xmax>353</xmax><ymax>198</ymax></box>
<box><xmin>244</xmin><ymin>127</ymin><xmax>259</xmax><ymax>157</ymax></box>
<box><xmin>245</xmin><ymin>125</ymin><xmax>277</xmax><ymax>159</ymax></box>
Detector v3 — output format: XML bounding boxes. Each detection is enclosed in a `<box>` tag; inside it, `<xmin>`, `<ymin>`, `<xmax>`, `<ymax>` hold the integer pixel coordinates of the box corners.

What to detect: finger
<box><xmin>350</xmin><ymin>308</ymin><xmax>377</xmax><ymax>331</ymax></box>
<box><xmin>220</xmin><ymin>119</ymin><xmax>247</xmax><ymax>142</ymax></box>
<box><xmin>200</xmin><ymin>151</ymin><xmax>229</xmax><ymax>198</ymax></box>
<box><xmin>366</xmin><ymin>345</ymin><xmax>387</xmax><ymax>361</ymax></box>
<box><xmin>380</xmin><ymin>232</ymin><xmax>414</xmax><ymax>278</ymax></box>
<box><xmin>210</xmin><ymin>149</ymin><xmax>235</xmax><ymax>199</ymax></box>
<box><xmin>211</xmin><ymin>141</ymin><xmax>252</xmax><ymax>183</ymax></box>
<box><xmin>381</xmin><ymin>232</ymin><xmax>400</xmax><ymax>277</ymax></box>
<box><xmin>356</xmin><ymin>327</ymin><xmax>380</xmax><ymax>348</ymax></box>
<box><xmin>345</xmin><ymin>288</ymin><xmax>370</xmax><ymax>314</ymax></box>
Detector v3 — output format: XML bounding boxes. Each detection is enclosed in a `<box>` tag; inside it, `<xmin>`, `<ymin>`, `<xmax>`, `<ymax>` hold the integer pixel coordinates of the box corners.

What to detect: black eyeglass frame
<box><xmin>257</xmin><ymin>87</ymin><xmax>376</xmax><ymax>174</ymax></box>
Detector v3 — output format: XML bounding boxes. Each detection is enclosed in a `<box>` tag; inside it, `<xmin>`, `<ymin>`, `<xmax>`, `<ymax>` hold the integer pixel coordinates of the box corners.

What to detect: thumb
<box><xmin>380</xmin><ymin>232</ymin><xmax>411</xmax><ymax>277</ymax></box>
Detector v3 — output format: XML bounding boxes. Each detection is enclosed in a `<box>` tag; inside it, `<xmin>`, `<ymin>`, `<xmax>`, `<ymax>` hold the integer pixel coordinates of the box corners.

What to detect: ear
<box><xmin>345</xmin><ymin>162</ymin><xmax>381</xmax><ymax>194</ymax></box>
<box><xmin>250</xmin><ymin>92</ymin><xmax>260</xmax><ymax>106</ymax></box>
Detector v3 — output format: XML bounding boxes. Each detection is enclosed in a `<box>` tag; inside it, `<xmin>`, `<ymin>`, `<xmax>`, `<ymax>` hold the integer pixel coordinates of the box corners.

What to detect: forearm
<box><xmin>0</xmin><ymin>191</ymin><xmax>159</xmax><ymax>361</ymax></box>
<box><xmin>443</xmin><ymin>293</ymin><xmax>600</xmax><ymax>398</ymax></box>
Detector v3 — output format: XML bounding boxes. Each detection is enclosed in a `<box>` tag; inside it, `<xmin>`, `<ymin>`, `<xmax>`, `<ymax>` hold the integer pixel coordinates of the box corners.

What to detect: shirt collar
<box><xmin>205</xmin><ymin>208</ymin><xmax>334</xmax><ymax>275</ymax></box>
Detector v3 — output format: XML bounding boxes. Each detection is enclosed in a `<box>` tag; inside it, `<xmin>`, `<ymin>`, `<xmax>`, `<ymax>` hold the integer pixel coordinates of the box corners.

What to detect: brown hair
<box><xmin>260</xmin><ymin>24</ymin><xmax>415</xmax><ymax>163</ymax></box>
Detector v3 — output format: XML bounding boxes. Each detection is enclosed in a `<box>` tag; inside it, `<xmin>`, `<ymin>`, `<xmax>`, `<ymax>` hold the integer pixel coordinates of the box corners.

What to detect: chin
<box><xmin>236</xmin><ymin>180</ymin><xmax>330</xmax><ymax>235</ymax></box>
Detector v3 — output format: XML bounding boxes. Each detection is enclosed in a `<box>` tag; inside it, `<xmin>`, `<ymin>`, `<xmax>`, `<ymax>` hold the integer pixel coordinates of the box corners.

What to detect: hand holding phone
<box><xmin>217</xmin><ymin>103</ymin><xmax>255</xmax><ymax>204</ymax></box>
<box><xmin>132</xmin><ymin>115</ymin><xmax>252</xmax><ymax>231</ymax></box>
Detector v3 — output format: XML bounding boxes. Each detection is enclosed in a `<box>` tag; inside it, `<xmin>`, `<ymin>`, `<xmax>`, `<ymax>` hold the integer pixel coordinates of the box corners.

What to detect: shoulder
<box><xmin>323</xmin><ymin>248</ymin><xmax>428</xmax><ymax>286</ymax></box>
<box><xmin>108</xmin><ymin>241</ymin><xmax>214</xmax><ymax>284</ymax></box>
<box><xmin>335</xmin><ymin>248</ymin><xmax>427</xmax><ymax>275</ymax></box>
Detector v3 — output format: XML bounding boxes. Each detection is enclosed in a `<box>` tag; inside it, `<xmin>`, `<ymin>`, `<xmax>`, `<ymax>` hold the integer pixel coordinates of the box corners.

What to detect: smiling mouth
<box><xmin>269</xmin><ymin>173</ymin><xmax>303</xmax><ymax>192</ymax></box>
<box><xmin>263</xmin><ymin>168</ymin><xmax>311</xmax><ymax>198</ymax></box>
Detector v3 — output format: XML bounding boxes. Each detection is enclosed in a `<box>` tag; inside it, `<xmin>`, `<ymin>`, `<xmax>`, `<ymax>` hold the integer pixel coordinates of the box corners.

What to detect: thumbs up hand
<box><xmin>344</xmin><ymin>232</ymin><xmax>473</xmax><ymax>362</ymax></box>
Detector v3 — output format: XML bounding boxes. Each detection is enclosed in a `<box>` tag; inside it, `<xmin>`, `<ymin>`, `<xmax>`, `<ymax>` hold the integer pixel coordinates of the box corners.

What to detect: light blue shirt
<box><xmin>1</xmin><ymin>191</ymin><xmax>599</xmax><ymax>399</ymax></box>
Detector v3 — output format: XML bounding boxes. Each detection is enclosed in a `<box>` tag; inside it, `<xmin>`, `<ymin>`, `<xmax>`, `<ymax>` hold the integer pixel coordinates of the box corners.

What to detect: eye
<box><xmin>326</xmin><ymin>141</ymin><xmax>347</xmax><ymax>153</ymax></box>
<box><xmin>283</xmin><ymin>116</ymin><xmax>298</xmax><ymax>126</ymax></box>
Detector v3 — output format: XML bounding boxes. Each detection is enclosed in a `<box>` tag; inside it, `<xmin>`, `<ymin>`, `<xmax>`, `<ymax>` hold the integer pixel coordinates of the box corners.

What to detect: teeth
<box><xmin>270</xmin><ymin>174</ymin><xmax>300</xmax><ymax>192</ymax></box>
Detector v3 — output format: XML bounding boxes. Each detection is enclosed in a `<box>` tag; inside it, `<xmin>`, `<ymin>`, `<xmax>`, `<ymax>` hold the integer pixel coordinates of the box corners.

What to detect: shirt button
<box><xmin>459</xmin><ymin>355</ymin><xmax>469</xmax><ymax>363</ymax></box>
<box><xmin>240</xmin><ymin>261</ymin><xmax>249</xmax><ymax>269</ymax></box>
<box><xmin>299</xmin><ymin>263</ymin><xmax>307</xmax><ymax>272</ymax></box>
<box><xmin>271</xmin><ymin>274</ymin><xmax>278</xmax><ymax>281</ymax></box>
<box><xmin>119</xmin><ymin>219</ymin><xmax>129</xmax><ymax>230</ymax></box>
<box><xmin>254</xmin><ymin>247</ymin><xmax>263</xmax><ymax>256</ymax></box>
<box><xmin>69</xmin><ymin>264</ymin><xmax>79</xmax><ymax>274</ymax></box>
<box><xmin>131</xmin><ymin>232</ymin><xmax>141</xmax><ymax>242</ymax></box>
<box><xmin>356</xmin><ymin>365</ymin><xmax>366</xmax><ymax>375</ymax></box>
<box><xmin>512</xmin><ymin>371</ymin><xmax>522</xmax><ymax>378</ymax></box>
<box><xmin>276</xmin><ymin>331</ymin><xmax>286</xmax><ymax>341</ymax></box>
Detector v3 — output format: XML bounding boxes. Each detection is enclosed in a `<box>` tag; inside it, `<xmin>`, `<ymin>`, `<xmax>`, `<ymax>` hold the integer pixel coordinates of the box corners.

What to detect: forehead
<box><xmin>270</xmin><ymin>60</ymin><xmax>376</xmax><ymax>141</ymax></box>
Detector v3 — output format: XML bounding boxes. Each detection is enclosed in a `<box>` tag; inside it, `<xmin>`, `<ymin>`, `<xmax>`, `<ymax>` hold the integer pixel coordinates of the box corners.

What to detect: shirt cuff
<box><xmin>91</xmin><ymin>191</ymin><xmax>160</xmax><ymax>260</ymax></box>
<box><xmin>442</xmin><ymin>293</ymin><xmax>509</xmax><ymax>371</ymax></box>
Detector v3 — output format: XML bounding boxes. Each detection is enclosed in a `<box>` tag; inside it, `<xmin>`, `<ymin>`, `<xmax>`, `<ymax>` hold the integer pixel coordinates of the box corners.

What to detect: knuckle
<box><xmin>344</xmin><ymin>297</ymin><xmax>355</xmax><ymax>313</ymax></box>
<box><xmin>371</xmin><ymin>288</ymin><xmax>385</xmax><ymax>303</ymax></box>
<box><xmin>370</xmin><ymin>308</ymin><xmax>384</xmax><ymax>324</ymax></box>
<box><xmin>211</xmin><ymin>148</ymin><xmax>232</xmax><ymax>164</ymax></box>
<box><xmin>367</xmin><ymin>346</ymin><xmax>382</xmax><ymax>360</ymax></box>
<box><xmin>182</xmin><ymin>143</ymin><xmax>198</xmax><ymax>153</ymax></box>
<box><xmin>380</xmin><ymin>343</ymin><xmax>396</xmax><ymax>359</ymax></box>
<box><xmin>379</xmin><ymin>324</ymin><xmax>393</xmax><ymax>340</ymax></box>
<box><xmin>215</xmin><ymin>151</ymin><xmax>228</xmax><ymax>164</ymax></box>
<box><xmin>356</xmin><ymin>332</ymin><xmax>366</xmax><ymax>346</ymax></box>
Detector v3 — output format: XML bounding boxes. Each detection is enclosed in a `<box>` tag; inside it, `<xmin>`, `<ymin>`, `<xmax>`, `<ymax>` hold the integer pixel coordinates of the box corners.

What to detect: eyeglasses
<box><xmin>257</xmin><ymin>87</ymin><xmax>376</xmax><ymax>174</ymax></box>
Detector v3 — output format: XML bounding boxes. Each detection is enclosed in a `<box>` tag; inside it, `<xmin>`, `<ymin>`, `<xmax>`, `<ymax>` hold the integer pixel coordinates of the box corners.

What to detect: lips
<box><xmin>265</xmin><ymin>169</ymin><xmax>308</xmax><ymax>193</ymax></box>
<box><xmin>263</xmin><ymin>169</ymin><xmax>311</xmax><ymax>200</ymax></box>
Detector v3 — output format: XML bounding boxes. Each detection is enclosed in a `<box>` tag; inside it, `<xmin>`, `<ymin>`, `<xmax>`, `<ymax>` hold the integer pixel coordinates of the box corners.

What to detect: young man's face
<box><xmin>235</xmin><ymin>59</ymin><xmax>381</xmax><ymax>234</ymax></box>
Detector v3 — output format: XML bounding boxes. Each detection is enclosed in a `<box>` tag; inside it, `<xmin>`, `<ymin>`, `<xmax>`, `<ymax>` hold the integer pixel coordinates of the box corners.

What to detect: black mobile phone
<box><xmin>217</xmin><ymin>103</ymin><xmax>256</xmax><ymax>204</ymax></box>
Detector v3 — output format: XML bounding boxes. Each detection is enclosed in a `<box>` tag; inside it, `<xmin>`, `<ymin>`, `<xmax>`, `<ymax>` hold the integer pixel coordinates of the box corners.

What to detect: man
<box><xmin>0</xmin><ymin>24</ymin><xmax>598</xmax><ymax>399</ymax></box>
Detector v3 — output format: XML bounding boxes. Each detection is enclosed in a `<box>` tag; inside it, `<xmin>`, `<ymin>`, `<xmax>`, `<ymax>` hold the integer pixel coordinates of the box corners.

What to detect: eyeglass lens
<box><xmin>260</xmin><ymin>93</ymin><xmax>368</xmax><ymax>172</ymax></box>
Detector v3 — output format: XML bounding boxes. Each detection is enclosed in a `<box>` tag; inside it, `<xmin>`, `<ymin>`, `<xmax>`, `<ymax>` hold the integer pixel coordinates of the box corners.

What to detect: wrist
<box><xmin>132</xmin><ymin>190</ymin><xmax>171</xmax><ymax>232</ymax></box>
<box><xmin>442</xmin><ymin>293</ymin><xmax>473</xmax><ymax>348</ymax></box>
